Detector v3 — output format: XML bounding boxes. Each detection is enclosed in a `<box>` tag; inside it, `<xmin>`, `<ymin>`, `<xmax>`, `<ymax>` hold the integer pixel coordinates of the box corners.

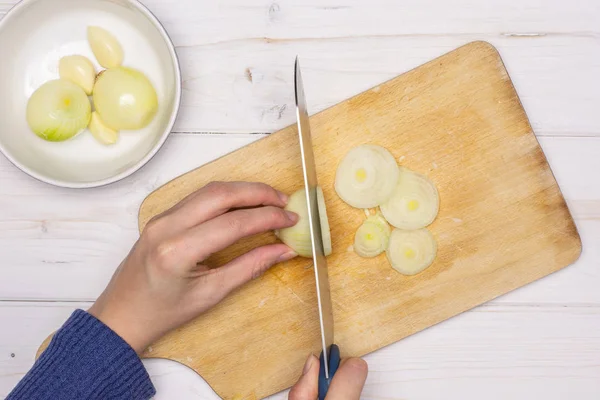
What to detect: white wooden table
<box><xmin>2</xmin><ymin>1</ymin><xmax>600</xmax><ymax>399</ymax></box>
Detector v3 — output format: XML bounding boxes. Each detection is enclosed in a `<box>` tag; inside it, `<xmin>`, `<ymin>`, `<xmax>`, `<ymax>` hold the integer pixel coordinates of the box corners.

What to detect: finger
<box><xmin>183</xmin><ymin>206</ymin><xmax>298</xmax><ymax>262</ymax></box>
<box><xmin>289</xmin><ymin>354</ymin><xmax>319</xmax><ymax>400</ymax></box>
<box><xmin>198</xmin><ymin>243</ymin><xmax>297</xmax><ymax>305</ymax></box>
<box><xmin>326</xmin><ymin>358</ymin><xmax>368</xmax><ymax>400</ymax></box>
<box><xmin>165</xmin><ymin>182</ymin><xmax>289</xmax><ymax>228</ymax></box>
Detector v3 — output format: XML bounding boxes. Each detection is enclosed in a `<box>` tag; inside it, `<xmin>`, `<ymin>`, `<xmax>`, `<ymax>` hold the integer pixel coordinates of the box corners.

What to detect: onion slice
<box><xmin>276</xmin><ymin>187</ymin><xmax>332</xmax><ymax>258</ymax></box>
<box><xmin>380</xmin><ymin>167</ymin><xmax>439</xmax><ymax>230</ymax></box>
<box><xmin>386</xmin><ymin>228</ymin><xmax>437</xmax><ymax>275</ymax></box>
<box><xmin>335</xmin><ymin>144</ymin><xmax>399</xmax><ymax>208</ymax></box>
<box><xmin>354</xmin><ymin>214</ymin><xmax>391</xmax><ymax>258</ymax></box>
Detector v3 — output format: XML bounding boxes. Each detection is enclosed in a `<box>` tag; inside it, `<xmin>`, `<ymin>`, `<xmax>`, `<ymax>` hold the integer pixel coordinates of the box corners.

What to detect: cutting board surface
<box><xmin>138</xmin><ymin>42</ymin><xmax>581</xmax><ymax>399</ymax></box>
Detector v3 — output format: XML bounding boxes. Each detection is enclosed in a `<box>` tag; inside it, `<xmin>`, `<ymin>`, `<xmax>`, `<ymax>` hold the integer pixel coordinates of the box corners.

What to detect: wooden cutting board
<box><xmin>136</xmin><ymin>41</ymin><xmax>581</xmax><ymax>399</ymax></box>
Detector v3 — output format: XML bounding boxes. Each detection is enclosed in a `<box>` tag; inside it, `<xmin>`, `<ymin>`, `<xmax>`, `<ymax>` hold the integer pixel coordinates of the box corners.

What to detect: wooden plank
<box><xmin>5</xmin><ymin>0</ymin><xmax>599</xmax><ymax>41</ymax></box>
<box><xmin>0</xmin><ymin>2</ymin><xmax>599</xmax><ymax>135</ymax></box>
<box><xmin>2</xmin><ymin>302</ymin><xmax>599</xmax><ymax>399</ymax></box>
<box><xmin>135</xmin><ymin>42</ymin><xmax>582</xmax><ymax>399</ymax></box>
<box><xmin>172</xmin><ymin>35</ymin><xmax>600</xmax><ymax>136</ymax></box>
<box><xmin>1</xmin><ymin>134</ymin><xmax>599</xmax><ymax>303</ymax></box>
<box><xmin>0</xmin><ymin>134</ymin><xmax>262</xmax><ymax>301</ymax></box>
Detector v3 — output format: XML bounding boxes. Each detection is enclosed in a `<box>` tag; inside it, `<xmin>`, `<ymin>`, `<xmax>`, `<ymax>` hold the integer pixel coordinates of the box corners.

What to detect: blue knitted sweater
<box><xmin>7</xmin><ymin>310</ymin><xmax>156</xmax><ymax>399</ymax></box>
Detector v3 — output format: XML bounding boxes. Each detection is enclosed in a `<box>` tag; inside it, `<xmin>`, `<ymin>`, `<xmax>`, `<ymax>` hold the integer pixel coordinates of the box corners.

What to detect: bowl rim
<box><xmin>0</xmin><ymin>0</ymin><xmax>182</xmax><ymax>189</ymax></box>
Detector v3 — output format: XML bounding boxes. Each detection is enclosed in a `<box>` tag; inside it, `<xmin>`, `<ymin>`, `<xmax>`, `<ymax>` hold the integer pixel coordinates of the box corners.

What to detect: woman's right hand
<box><xmin>289</xmin><ymin>355</ymin><xmax>368</xmax><ymax>400</ymax></box>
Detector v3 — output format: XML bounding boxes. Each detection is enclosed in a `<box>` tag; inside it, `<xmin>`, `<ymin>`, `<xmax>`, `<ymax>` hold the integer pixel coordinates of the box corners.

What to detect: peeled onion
<box><xmin>26</xmin><ymin>79</ymin><xmax>91</xmax><ymax>142</ymax></box>
<box><xmin>93</xmin><ymin>67</ymin><xmax>158</xmax><ymax>131</ymax></box>
<box><xmin>87</xmin><ymin>26</ymin><xmax>124</xmax><ymax>69</ymax></box>
<box><xmin>354</xmin><ymin>214</ymin><xmax>391</xmax><ymax>258</ymax></box>
<box><xmin>335</xmin><ymin>144</ymin><xmax>399</xmax><ymax>208</ymax></box>
<box><xmin>276</xmin><ymin>187</ymin><xmax>332</xmax><ymax>258</ymax></box>
<box><xmin>380</xmin><ymin>167</ymin><xmax>439</xmax><ymax>230</ymax></box>
<box><xmin>386</xmin><ymin>228</ymin><xmax>437</xmax><ymax>275</ymax></box>
<box><xmin>59</xmin><ymin>55</ymin><xmax>96</xmax><ymax>95</ymax></box>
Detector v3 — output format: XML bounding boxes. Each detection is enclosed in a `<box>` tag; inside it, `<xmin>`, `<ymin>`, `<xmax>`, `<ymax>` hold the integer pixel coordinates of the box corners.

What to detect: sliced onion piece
<box><xmin>354</xmin><ymin>214</ymin><xmax>391</xmax><ymax>258</ymax></box>
<box><xmin>275</xmin><ymin>187</ymin><xmax>332</xmax><ymax>258</ymax></box>
<box><xmin>26</xmin><ymin>79</ymin><xmax>91</xmax><ymax>142</ymax></box>
<box><xmin>380</xmin><ymin>167</ymin><xmax>439</xmax><ymax>230</ymax></box>
<box><xmin>335</xmin><ymin>144</ymin><xmax>399</xmax><ymax>208</ymax></box>
<box><xmin>386</xmin><ymin>228</ymin><xmax>437</xmax><ymax>275</ymax></box>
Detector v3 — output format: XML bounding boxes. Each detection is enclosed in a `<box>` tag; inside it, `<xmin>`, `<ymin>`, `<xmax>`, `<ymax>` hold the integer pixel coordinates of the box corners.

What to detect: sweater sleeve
<box><xmin>7</xmin><ymin>309</ymin><xmax>156</xmax><ymax>400</ymax></box>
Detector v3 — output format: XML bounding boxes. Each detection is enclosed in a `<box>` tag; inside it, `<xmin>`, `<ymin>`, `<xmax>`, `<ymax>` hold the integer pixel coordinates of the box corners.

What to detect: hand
<box><xmin>89</xmin><ymin>181</ymin><xmax>299</xmax><ymax>353</ymax></box>
<box><xmin>289</xmin><ymin>355</ymin><xmax>368</xmax><ymax>400</ymax></box>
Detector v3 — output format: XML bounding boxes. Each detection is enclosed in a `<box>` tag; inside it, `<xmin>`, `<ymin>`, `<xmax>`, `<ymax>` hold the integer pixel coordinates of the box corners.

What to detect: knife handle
<box><xmin>318</xmin><ymin>344</ymin><xmax>340</xmax><ymax>400</ymax></box>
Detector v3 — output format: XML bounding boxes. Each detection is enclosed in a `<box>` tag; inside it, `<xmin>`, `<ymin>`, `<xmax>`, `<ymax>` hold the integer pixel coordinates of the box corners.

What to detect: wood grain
<box><xmin>136</xmin><ymin>42</ymin><xmax>581</xmax><ymax>399</ymax></box>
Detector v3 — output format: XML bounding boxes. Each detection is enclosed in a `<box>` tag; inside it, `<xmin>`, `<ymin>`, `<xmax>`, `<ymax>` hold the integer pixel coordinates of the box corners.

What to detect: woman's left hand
<box><xmin>89</xmin><ymin>181</ymin><xmax>299</xmax><ymax>353</ymax></box>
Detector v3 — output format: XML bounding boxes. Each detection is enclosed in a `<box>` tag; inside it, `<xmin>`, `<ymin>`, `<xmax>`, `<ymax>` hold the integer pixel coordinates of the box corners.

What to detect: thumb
<box><xmin>289</xmin><ymin>354</ymin><xmax>319</xmax><ymax>400</ymax></box>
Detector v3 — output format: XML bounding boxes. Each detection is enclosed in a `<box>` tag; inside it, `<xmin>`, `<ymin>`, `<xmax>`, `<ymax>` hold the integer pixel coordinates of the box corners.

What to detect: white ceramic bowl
<box><xmin>0</xmin><ymin>0</ymin><xmax>181</xmax><ymax>188</ymax></box>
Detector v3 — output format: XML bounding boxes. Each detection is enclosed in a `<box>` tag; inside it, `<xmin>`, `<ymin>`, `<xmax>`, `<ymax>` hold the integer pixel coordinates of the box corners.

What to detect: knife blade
<box><xmin>294</xmin><ymin>57</ymin><xmax>335</xmax><ymax>380</ymax></box>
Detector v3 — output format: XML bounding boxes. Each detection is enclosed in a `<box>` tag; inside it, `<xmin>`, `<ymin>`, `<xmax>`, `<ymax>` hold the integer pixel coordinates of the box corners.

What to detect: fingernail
<box><xmin>285</xmin><ymin>211</ymin><xmax>299</xmax><ymax>222</ymax></box>
<box><xmin>277</xmin><ymin>251</ymin><xmax>298</xmax><ymax>263</ymax></box>
<box><xmin>278</xmin><ymin>191</ymin><xmax>289</xmax><ymax>205</ymax></box>
<box><xmin>302</xmin><ymin>354</ymin><xmax>314</xmax><ymax>375</ymax></box>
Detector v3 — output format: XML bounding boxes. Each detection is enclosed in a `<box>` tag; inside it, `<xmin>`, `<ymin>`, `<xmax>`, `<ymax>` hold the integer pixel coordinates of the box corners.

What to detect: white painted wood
<box><xmin>1</xmin><ymin>302</ymin><xmax>599</xmax><ymax>399</ymax></box>
<box><xmin>0</xmin><ymin>134</ymin><xmax>598</xmax><ymax>302</ymax></box>
<box><xmin>1</xmin><ymin>0</ymin><xmax>600</xmax><ymax>398</ymax></box>
<box><xmin>1</xmin><ymin>1</ymin><xmax>599</xmax><ymax>135</ymax></box>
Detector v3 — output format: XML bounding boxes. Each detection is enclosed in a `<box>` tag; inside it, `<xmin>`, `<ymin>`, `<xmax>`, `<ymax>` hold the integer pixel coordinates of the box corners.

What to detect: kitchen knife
<box><xmin>294</xmin><ymin>57</ymin><xmax>340</xmax><ymax>400</ymax></box>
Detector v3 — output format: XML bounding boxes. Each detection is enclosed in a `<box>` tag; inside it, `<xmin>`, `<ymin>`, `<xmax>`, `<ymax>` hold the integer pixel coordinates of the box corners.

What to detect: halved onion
<box><xmin>26</xmin><ymin>79</ymin><xmax>91</xmax><ymax>142</ymax></box>
<box><xmin>386</xmin><ymin>228</ymin><xmax>437</xmax><ymax>275</ymax></box>
<box><xmin>380</xmin><ymin>167</ymin><xmax>439</xmax><ymax>230</ymax></box>
<box><xmin>275</xmin><ymin>187</ymin><xmax>332</xmax><ymax>258</ymax></box>
<box><xmin>354</xmin><ymin>214</ymin><xmax>391</xmax><ymax>258</ymax></box>
<box><xmin>93</xmin><ymin>66</ymin><xmax>158</xmax><ymax>131</ymax></box>
<box><xmin>335</xmin><ymin>144</ymin><xmax>399</xmax><ymax>208</ymax></box>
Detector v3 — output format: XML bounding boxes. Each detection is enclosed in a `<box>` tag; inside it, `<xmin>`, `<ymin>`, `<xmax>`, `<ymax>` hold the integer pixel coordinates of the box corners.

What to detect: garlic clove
<box><xmin>59</xmin><ymin>55</ymin><xmax>96</xmax><ymax>95</ymax></box>
<box><xmin>89</xmin><ymin>111</ymin><xmax>119</xmax><ymax>145</ymax></box>
<box><xmin>87</xmin><ymin>26</ymin><xmax>124</xmax><ymax>69</ymax></box>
